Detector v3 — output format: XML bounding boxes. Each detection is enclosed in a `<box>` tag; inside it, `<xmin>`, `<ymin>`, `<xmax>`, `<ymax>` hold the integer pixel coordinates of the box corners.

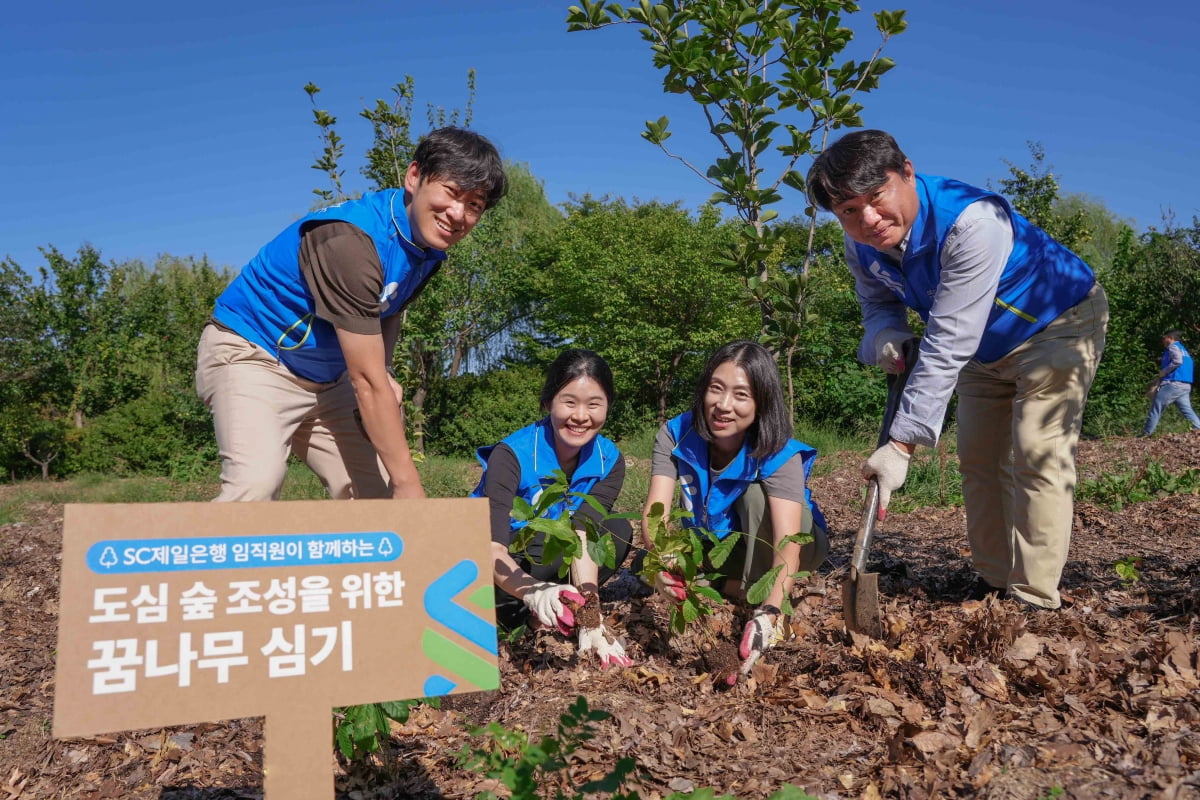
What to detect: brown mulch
<box><xmin>2</xmin><ymin>433</ymin><xmax>1199</xmax><ymax>799</ymax></box>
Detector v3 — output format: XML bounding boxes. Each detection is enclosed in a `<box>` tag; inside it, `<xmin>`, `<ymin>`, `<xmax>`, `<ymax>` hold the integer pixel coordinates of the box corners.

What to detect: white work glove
<box><xmin>653</xmin><ymin>569</ymin><xmax>687</xmax><ymax>603</ymax></box>
<box><xmin>738</xmin><ymin>605</ymin><xmax>790</xmax><ymax>679</ymax></box>
<box><xmin>521</xmin><ymin>582</ymin><xmax>585</xmax><ymax>635</ymax></box>
<box><xmin>863</xmin><ymin>441</ymin><xmax>912</xmax><ymax>519</ymax></box>
<box><xmin>873</xmin><ymin>328</ymin><xmax>915</xmax><ymax>374</ymax></box>
<box><xmin>577</xmin><ymin>624</ymin><xmax>634</xmax><ymax>670</ymax></box>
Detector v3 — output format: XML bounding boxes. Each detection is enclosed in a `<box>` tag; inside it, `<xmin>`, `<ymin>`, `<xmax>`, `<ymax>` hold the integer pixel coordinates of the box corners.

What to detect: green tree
<box><xmin>994</xmin><ymin>141</ymin><xmax>1092</xmax><ymax>253</ymax></box>
<box><xmin>531</xmin><ymin>197</ymin><xmax>758</xmax><ymax>434</ymax></box>
<box><xmin>770</xmin><ymin>217</ymin><xmax>885</xmax><ymax>430</ymax></box>
<box><xmin>566</xmin><ymin>0</ymin><xmax>906</xmax><ymax>336</ymax></box>
<box><xmin>396</xmin><ymin>163</ymin><xmax>561</xmax><ymax>451</ymax></box>
<box><xmin>25</xmin><ymin>246</ymin><xmax>140</xmax><ymax>429</ymax></box>
<box><xmin>1054</xmin><ymin>193</ymin><xmax>1134</xmax><ymax>274</ymax></box>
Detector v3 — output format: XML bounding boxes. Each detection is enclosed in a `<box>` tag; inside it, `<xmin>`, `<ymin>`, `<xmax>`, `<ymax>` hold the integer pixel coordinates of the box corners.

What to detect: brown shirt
<box><xmin>297</xmin><ymin>220</ymin><xmax>386</xmax><ymax>335</ymax></box>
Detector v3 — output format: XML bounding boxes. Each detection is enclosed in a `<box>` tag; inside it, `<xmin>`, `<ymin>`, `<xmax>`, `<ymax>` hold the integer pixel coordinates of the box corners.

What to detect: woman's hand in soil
<box><xmin>577</xmin><ymin>624</ymin><xmax>634</xmax><ymax>670</ymax></box>
<box><xmin>738</xmin><ymin>605</ymin><xmax>790</xmax><ymax>675</ymax></box>
<box><xmin>522</xmin><ymin>582</ymin><xmax>585</xmax><ymax>635</ymax></box>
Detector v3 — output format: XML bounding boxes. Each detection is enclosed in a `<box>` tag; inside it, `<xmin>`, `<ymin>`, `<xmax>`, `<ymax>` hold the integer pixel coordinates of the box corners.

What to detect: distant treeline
<box><xmin>2</xmin><ymin>167</ymin><xmax>1197</xmax><ymax>482</ymax></box>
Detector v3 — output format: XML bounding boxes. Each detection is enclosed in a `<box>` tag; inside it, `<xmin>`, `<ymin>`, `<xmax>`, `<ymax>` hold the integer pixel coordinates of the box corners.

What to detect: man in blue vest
<box><xmin>1141</xmin><ymin>330</ymin><xmax>1200</xmax><ymax>436</ymax></box>
<box><xmin>807</xmin><ymin>129</ymin><xmax>1109</xmax><ymax>610</ymax></box>
<box><xmin>196</xmin><ymin>127</ymin><xmax>507</xmax><ymax>502</ymax></box>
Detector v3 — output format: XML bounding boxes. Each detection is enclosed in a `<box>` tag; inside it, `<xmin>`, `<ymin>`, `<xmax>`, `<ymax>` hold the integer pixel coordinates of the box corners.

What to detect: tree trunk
<box><xmin>22</xmin><ymin>442</ymin><xmax>59</xmax><ymax>481</ymax></box>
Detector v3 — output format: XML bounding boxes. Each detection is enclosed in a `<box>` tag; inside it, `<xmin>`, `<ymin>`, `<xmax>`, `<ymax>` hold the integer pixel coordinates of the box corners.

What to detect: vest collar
<box><xmin>903</xmin><ymin>174</ymin><xmax>938</xmax><ymax>264</ymax></box>
<box><xmin>533</xmin><ymin>417</ymin><xmax>609</xmax><ymax>483</ymax></box>
<box><xmin>389</xmin><ymin>191</ymin><xmax>448</xmax><ymax>264</ymax></box>
<box><xmin>672</xmin><ymin>413</ymin><xmax>758</xmax><ymax>484</ymax></box>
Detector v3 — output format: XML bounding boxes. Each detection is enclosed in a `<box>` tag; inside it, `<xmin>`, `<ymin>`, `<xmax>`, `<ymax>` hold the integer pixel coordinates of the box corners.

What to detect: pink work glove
<box><xmin>577</xmin><ymin>624</ymin><xmax>634</xmax><ymax>670</ymax></box>
<box><xmin>738</xmin><ymin>605</ymin><xmax>789</xmax><ymax>678</ymax></box>
<box><xmin>653</xmin><ymin>569</ymin><xmax>687</xmax><ymax>603</ymax></box>
<box><xmin>522</xmin><ymin>582</ymin><xmax>585</xmax><ymax>635</ymax></box>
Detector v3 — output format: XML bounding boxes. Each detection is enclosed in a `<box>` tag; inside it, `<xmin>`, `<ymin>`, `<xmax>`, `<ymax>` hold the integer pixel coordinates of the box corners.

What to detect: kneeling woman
<box><xmin>643</xmin><ymin>340</ymin><xmax>828</xmax><ymax>681</ymax></box>
<box><xmin>472</xmin><ymin>349</ymin><xmax>633</xmax><ymax>669</ymax></box>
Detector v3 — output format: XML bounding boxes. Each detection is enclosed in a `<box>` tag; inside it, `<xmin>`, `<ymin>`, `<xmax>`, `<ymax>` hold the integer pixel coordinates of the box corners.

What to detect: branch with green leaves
<box><xmin>639</xmin><ymin>501</ymin><xmax>814</xmax><ymax>634</ymax></box>
<box><xmin>566</xmin><ymin>0</ymin><xmax>906</xmax><ymax>333</ymax></box>
<box><xmin>508</xmin><ymin>469</ymin><xmax>636</xmax><ymax>578</ymax></box>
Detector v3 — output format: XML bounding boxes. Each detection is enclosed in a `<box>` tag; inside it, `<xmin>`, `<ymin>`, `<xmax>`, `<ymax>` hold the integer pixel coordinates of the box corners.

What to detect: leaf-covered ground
<box><xmin>2</xmin><ymin>433</ymin><xmax>1198</xmax><ymax>799</ymax></box>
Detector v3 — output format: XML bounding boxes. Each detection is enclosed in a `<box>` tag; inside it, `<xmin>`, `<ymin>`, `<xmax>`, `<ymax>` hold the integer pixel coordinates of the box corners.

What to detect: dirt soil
<box><xmin>2</xmin><ymin>434</ymin><xmax>1198</xmax><ymax>799</ymax></box>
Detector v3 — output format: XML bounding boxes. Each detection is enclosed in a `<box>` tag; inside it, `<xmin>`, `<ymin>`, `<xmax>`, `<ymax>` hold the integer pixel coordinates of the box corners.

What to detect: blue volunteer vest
<box><xmin>852</xmin><ymin>174</ymin><xmax>1095</xmax><ymax>363</ymax></box>
<box><xmin>471</xmin><ymin>418</ymin><xmax>622</xmax><ymax>534</ymax></box>
<box><xmin>666</xmin><ymin>411</ymin><xmax>826</xmax><ymax>539</ymax></box>
<box><xmin>1163</xmin><ymin>343</ymin><xmax>1194</xmax><ymax>383</ymax></box>
<box><xmin>212</xmin><ymin>190</ymin><xmax>446</xmax><ymax>383</ymax></box>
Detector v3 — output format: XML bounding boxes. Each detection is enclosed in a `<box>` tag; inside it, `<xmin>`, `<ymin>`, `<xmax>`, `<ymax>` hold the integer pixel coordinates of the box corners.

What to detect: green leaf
<box><xmin>510</xmin><ymin>495</ymin><xmax>535</xmax><ymax>522</ymax></box>
<box><xmin>707</xmin><ymin>530</ymin><xmax>741</xmax><ymax>568</ymax></box>
<box><xmin>746</xmin><ymin>565</ymin><xmax>783</xmax><ymax>605</ymax></box>
<box><xmin>587</xmin><ymin>532</ymin><xmax>618</xmax><ymax>570</ymax></box>
<box><xmin>378</xmin><ymin>699</ymin><xmax>418</xmax><ymax>722</ymax></box>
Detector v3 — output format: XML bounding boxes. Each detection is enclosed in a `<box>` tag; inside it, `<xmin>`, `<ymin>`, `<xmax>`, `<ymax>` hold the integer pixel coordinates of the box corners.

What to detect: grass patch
<box><xmin>615</xmin><ymin>424</ymin><xmax>659</xmax><ymax>461</ymax></box>
<box><xmin>277</xmin><ymin>455</ymin><xmax>481</xmax><ymax>501</ymax></box>
<box><xmin>1078</xmin><ymin>459</ymin><xmax>1200</xmax><ymax>510</ymax></box>
<box><xmin>890</xmin><ymin>440</ymin><xmax>964</xmax><ymax>511</ymax></box>
<box><xmin>793</xmin><ymin>420</ymin><xmax>870</xmax><ymax>476</ymax></box>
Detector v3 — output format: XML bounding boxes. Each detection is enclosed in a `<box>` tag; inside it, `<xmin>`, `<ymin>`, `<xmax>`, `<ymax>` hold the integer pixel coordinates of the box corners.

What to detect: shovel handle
<box><xmin>852</xmin><ymin>339</ymin><xmax>918</xmax><ymax>575</ymax></box>
<box><xmin>851</xmin><ymin>477</ymin><xmax>880</xmax><ymax>574</ymax></box>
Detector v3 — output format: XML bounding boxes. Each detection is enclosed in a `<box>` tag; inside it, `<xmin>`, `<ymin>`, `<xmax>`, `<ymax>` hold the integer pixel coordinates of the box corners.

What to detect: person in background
<box><xmin>196</xmin><ymin>127</ymin><xmax>507</xmax><ymax>502</ymax></box>
<box><xmin>643</xmin><ymin>340</ymin><xmax>829</xmax><ymax>683</ymax></box>
<box><xmin>471</xmin><ymin>349</ymin><xmax>634</xmax><ymax>670</ymax></box>
<box><xmin>807</xmin><ymin>128</ymin><xmax>1108</xmax><ymax>610</ymax></box>
<box><xmin>1141</xmin><ymin>329</ymin><xmax>1200</xmax><ymax>436</ymax></box>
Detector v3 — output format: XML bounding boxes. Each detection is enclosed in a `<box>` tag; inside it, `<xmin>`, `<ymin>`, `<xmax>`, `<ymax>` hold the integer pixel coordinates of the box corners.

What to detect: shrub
<box><xmin>425</xmin><ymin>365</ymin><xmax>543</xmax><ymax>458</ymax></box>
<box><xmin>63</xmin><ymin>392</ymin><xmax>212</xmax><ymax>476</ymax></box>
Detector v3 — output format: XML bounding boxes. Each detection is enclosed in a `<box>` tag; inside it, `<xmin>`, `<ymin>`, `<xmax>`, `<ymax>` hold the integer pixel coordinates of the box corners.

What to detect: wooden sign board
<box><xmin>53</xmin><ymin>499</ymin><xmax>498</xmax><ymax>799</ymax></box>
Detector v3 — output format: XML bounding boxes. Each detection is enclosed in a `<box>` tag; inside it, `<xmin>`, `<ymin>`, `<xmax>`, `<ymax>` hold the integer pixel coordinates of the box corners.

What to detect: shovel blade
<box><xmin>842</xmin><ymin>568</ymin><xmax>882</xmax><ymax>638</ymax></box>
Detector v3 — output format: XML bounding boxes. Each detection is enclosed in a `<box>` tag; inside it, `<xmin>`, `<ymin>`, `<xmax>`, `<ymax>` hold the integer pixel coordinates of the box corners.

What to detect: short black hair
<box><xmin>689</xmin><ymin>340</ymin><xmax>792</xmax><ymax>459</ymax></box>
<box><xmin>806</xmin><ymin>129</ymin><xmax>909</xmax><ymax>211</ymax></box>
<box><xmin>412</xmin><ymin>127</ymin><xmax>508</xmax><ymax>210</ymax></box>
<box><xmin>540</xmin><ymin>349</ymin><xmax>615</xmax><ymax>411</ymax></box>
<box><xmin>1164</xmin><ymin>329</ymin><xmax>1184</xmax><ymax>342</ymax></box>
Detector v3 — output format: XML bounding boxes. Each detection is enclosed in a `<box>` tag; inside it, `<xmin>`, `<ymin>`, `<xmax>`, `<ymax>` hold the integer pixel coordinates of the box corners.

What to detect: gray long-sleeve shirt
<box><xmin>847</xmin><ymin>198</ymin><xmax>1014</xmax><ymax>447</ymax></box>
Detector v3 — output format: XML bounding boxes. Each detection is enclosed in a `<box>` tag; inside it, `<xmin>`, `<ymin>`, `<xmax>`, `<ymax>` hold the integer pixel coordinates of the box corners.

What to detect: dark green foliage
<box><xmin>458</xmin><ymin>694</ymin><xmax>819</xmax><ymax>800</ymax></box>
<box><xmin>62</xmin><ymin>392</ymin><xmax>215</xmax><ymax>477</ymax></box>
<box><xmin>334</xmin><ymin>698</ymin><xmax>439</xmax><ymax>762</ymax></box>
<box><xmin>425</xmin><ymin>364</ymin><xmax>545</xmax><ymax>457</ymax></box>
<box><xmin>529</xmin><ymin>198</ymin><xmax>757</xmax><ymax>436</ymax></box>
<box><xmin>0</xmin><ymin>249</ymin><xmax>229</xmax><ymax>480</ymax></box>
<box><xmin>1089</xmin><ymin>220</ymin><xmax>1200</xmax><ymax>434</ymax></box>
<box><xmin>458</xmin><ymin>696</ymin><xmax>640</xmax><ymax>800</ymax></box>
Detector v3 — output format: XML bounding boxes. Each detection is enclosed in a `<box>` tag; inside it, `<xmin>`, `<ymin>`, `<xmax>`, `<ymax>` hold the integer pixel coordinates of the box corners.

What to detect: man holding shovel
<box><xmin>807</xmin><ymin>130</ymin><xmax>1108</xmax><ymax>610</ymax></box>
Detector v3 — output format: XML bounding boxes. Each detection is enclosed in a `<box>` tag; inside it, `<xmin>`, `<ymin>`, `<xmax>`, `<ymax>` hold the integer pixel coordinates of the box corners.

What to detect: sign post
<box><xmin>53</xmin><ymin>498</ymin><xmax>499</xmax><ymax>799</ymax></box>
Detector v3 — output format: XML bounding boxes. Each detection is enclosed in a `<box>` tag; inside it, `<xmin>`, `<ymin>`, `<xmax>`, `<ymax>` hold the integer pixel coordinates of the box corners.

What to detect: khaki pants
<box><xmin>716</xmin><ymin>483</ymin><xmax>830</xmax><ymax>598</ymax></box>
<box><xmin>955</xmin><ymin>284</ymin><xmax>1108</xmax><ymax>608</ymax></box>
<box><xmin>194</xmin><ymin>325</ymin><xmax>390</xmax><ymax>501</ymax></box>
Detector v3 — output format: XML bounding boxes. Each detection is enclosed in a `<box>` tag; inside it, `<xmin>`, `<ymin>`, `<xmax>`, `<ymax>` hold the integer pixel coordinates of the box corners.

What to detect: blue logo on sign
<box><xmin>85</xmin><ymin>532</ymin><xmax>403</xmax><ymax>574</ymax></box>
<box><xmin>421</xmin><ymin>560</ymin><xmax>499</xmax><ymax>695</ymax></box>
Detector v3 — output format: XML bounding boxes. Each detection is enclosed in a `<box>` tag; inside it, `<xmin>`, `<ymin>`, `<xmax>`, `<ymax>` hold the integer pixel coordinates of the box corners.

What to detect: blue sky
<box><xmin>3</xmin><ymin>0</ymin><xmax>1196</xmax><ymax>272</ymax></box>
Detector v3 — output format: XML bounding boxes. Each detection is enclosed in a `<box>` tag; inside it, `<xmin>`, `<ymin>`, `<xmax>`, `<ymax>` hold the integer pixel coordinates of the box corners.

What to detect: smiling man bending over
<box><xmin>807</xmin><ymin>129</ymin><xmax>1107</xmax><ymax>610</ymax></box>
<box><xmin>196</xmin><ymin>127</ymin><xmax>507</xmax><ymax>502</ymax></box>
